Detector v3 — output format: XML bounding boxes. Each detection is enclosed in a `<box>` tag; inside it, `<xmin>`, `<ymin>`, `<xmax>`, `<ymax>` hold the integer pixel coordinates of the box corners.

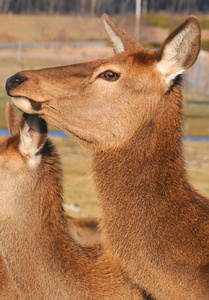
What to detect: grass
<box><xmin>143</xmin><ymin>13</ymin><xmax>183</xmax><ymax>28</ymax></box>
<box><xmin>143</xmin><ymin>13</ymin><xmax>209</xmax><ymax>29</ymax></box>
<box><xmin>184</xmin><ymin>141</ymin><xmax>209</xmax><ymax>196</ymax></box>
<box><xmin>0</xmin><ymin>15</ymin><xmax>106</xmax><ymax>43</ymax></box>
<box><xmin>182</xmin><ymin>90</ymin><xmax>209</xmax><ymax>137</ymax></box>
<box><xmin>0</xmin><ymin>14</ymin><xmax>208</xmax><ymax>45</ymax></box>
<box><xmin>52</xmin><ymin>137</ymin><xmax>100</xmax><ymax>218</ymax></box>
<box><xmin>0</xmin><ymin>13</ymin><xmax>209</xmax><ymax>55</ymax></box>
<box><xmin>201</xmin><ymin>40</ymin><xmax>209</xmax><ymax>51</ymax></box>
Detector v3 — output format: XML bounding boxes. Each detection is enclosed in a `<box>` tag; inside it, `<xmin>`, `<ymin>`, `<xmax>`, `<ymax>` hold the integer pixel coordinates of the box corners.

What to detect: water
<box><xmin>0</xmin><ymin>129</ymin><xmax>208</xmax><ymax>142</ymax></box>
<box><xmin>0</xmin><ymin>129</ymin><xmax>68</xmax><ymax>138</ymax></box>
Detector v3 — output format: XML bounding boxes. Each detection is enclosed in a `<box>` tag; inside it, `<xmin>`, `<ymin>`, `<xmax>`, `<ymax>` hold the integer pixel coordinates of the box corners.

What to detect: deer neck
<box><xmin>91</xmin><ymin>85</ymin><xmax>188</xmax><ymax>279</ymax></box>
<box><xmin>93</xmin><ymin>84</ymin><xmax>185</xmax><ymax>201</ymax></box>
<box><xmin>0</xmin><ymin>145</ymin><xmax>83</xmax><ymax>298</ymax></box>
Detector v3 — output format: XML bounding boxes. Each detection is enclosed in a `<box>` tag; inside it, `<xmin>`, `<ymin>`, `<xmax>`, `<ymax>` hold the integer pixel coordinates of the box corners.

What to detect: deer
<box><xmin>0</xmin><ymin>104</ymin><xmax>145</xmax><ymax>300</ymax></box>
<box><xmin>5</xmin><ymin>14</ymin><xmax>208</xmax><ymax>299</ymax></box>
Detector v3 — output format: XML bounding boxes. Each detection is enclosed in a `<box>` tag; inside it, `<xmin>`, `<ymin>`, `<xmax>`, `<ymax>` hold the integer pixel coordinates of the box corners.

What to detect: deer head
<box><xmin>5</xmin><ymin>15</ymin><xmax>200</xmax><ymax>153</ymax></box>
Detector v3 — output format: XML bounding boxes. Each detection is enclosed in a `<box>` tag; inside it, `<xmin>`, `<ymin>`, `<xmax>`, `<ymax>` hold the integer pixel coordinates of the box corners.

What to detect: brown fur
<box><xmin>0</xmin><ymin>255</ymin><xmax>20</xmax><ymax>299</ymax></box>
<box><xmin>5</xmin><ymin>15</ymin><xmax>207</xmax><ymax>299</ymax></box>
<box><xmin>0</xmin><ymin>214</ymin><xmax>101</xmax><ymax>299</ymax></box>
<box><xmin>0</xmin><ymin>216</ymin><xmax>101</xmax><ymax>299</ymax></box>
<box><xmin>0</xmin><ymin>105</ymin><xmax>144</xmax><ymax>299</ymax></box>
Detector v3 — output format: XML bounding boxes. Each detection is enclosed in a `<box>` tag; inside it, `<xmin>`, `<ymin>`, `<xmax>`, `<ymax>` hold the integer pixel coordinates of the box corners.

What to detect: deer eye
<box><xmin>98</xmin><ymin>70</ymin><xmax>119</xmax><ymax>81</ymax></box>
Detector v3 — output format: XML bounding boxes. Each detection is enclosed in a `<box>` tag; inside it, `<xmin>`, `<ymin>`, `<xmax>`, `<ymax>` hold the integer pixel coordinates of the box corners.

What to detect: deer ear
<box><xmin>19</xmin><ymin>114</ymin><xmax>48</xmax><ymax>161</ymax></box>
<box><xmin>156</xmin><ymin>16</ymin><xmax>201</xmax><ymax>84</ymax></box>
<box><xmin>102</xmin><ymin>14</ymin><xmax>144</xmax><ymax>54</ymax></box>
<box><xmin>6</xmin><ymin>103</ymin><xmax>20</xmax><ymax>136</ymax></box>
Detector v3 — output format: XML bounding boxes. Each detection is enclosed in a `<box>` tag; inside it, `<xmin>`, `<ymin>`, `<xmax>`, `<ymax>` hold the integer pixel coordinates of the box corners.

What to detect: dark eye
<box><xmin>98</xmin><ymin>70</ymin><xmax>119</xmax><ymax>81</ymax></box>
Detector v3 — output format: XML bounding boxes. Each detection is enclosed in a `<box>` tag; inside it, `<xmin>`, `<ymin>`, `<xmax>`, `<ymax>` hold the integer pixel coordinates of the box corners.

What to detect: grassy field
<box><xmin>0</xmin><ymin>15</ymin><xmax>106</xmax><ymax>43</ymax></box>
<box><xmin>0</xmin><ymin>14</ymin><xmax>209</xmax><ymax>49</ymax></box>
<box><xmin>52</xmin><ymin>137</ymin><xmax>100</xmax><ymax>218</ymax></box>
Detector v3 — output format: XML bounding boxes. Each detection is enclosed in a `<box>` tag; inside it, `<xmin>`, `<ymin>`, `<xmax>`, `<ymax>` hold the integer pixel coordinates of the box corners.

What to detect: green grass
<box><xmin>143</xmin><ymin>13</ymin><xmax>209</xmax><ymax>29</ymax></box>
<box><xmin>184</xmin><ymin>141</ymin><xmax>209</xmax><ymax>196</ymax></box>
<box><xmin>142</xmin><ymin>40</ymin><xmax>209</xmax><ymax>51</ymax></box>
<box><xmin>182</xmin><ymin>90</ymin><xmax>209</xmax><ymax>137</ymax></box>
<box><xmin>201</xmin><ymin>40</ymin><xmax>209</xmax><ymax>51</ymax></box>
<box><xmin>199</xmin><ymin>17</ymin><xmax>209</xmax><ymax>29</ymax></box>
<box><xmin>52</xmin><ymin>137</ymin><xmax>100</xmax><ymax>218</ymax></box>
<box><xmin>184</xmin><ymin>119</ymin><xmax>209</xmax><ymax>137</ymax></box>
<box><xmin>0</xmin><ymin>14</ymin><xmax>208</xmax><ymax>43</ymax></box>
<box><xmin>143</xmin><ymin>13</ymin><xmax>182</xmax><ymax>29</ymax></box>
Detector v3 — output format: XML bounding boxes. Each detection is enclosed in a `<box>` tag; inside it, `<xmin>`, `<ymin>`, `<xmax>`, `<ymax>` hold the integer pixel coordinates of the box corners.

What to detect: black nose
<box><xmin>6</xmin><ymin>75</ymin><xmax>28</xmax><ymax>96</ymax></box>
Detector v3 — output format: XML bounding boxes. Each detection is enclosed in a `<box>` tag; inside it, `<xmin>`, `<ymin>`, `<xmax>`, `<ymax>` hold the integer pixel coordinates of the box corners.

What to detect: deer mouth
<box><xmin>11</xmin><ymin>96</ymin><xmax>42</xmax><ymax>114</ymax></box>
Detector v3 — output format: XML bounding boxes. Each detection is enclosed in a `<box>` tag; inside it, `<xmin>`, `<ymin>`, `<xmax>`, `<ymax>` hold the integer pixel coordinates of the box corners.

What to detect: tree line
<box><xmin>0</xmin><ymin>0</ymin><xmax>208</xmax><ymax>14</ymax></box>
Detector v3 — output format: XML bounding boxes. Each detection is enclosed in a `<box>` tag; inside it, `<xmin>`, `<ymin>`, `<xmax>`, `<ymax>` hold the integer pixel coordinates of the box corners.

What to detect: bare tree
<box><xmin>3</xmin><ymin>0</ymin><xmax>11</xmax><ymax>13</ymax></box>
<box><xmin>1</xmin><ymin>0</ymin><xmax>208</xmax><ymax>15</ymax></box>
<box><xmin>90</xmin><ymin>0</ymin><xmax>97</xmax><ymax>16</ymax></box>
<box><xmin>0</xmin><ymin>0</ymin><xmax>4</xmax><ymax>12</ymax></box>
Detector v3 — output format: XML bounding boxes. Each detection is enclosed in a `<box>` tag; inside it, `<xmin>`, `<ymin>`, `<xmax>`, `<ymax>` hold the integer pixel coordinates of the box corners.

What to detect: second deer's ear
<box><xmin>6</xmin><ymin>103</ymin><xmax>20</xmax><ymax>136</ymax></box>
<box><xmin>156</xmin><ymin>16</ymin><xmax>201</xmax><ymax>84</ymax></box>
<box><xmin>19</xmin><ymin>114</ymin><xmax>48</xmax><ymax>163</ymax></box>
<box><xmin>102</xmin><ymin>14</ymin><xmax>144</xmax><ymax>54</ymax></box>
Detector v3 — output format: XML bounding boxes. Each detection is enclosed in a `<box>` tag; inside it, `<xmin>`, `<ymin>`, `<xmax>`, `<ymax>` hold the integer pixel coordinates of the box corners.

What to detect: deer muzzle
<box><xmin>6</xmin><ymin>75</ymin><xmax>28</xmax><ymax>96</ymax></box>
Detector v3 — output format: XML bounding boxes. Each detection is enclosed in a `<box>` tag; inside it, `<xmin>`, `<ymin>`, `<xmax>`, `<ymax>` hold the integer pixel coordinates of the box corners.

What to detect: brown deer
<box><xmin>0</xmin><ymin>217</ymin><xmax>101</xmax><ymax>300</ymax></box>
<box><xmin>0</xmin><ymin>104</ymin><xmax>144</xmax><ymax>299</ymax></box>
<box><xmin>5</xmin><ymin>15</ymin><xmax>208</xmax><ymax>299</ymax></box>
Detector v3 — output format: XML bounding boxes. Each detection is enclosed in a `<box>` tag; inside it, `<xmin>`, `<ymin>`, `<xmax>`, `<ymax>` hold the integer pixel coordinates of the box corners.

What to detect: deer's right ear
<box><xmin>6</xmin><ymin>103</ymin><xmax>20</xmax><ymax>136</ymax></box>
<box><xmin>102</xmin><ymin>14</ymin><xmax>144</xmax><ymax>54</ymax></box>
<box><xmin>156</xmin><ymin>16</ymin><xmax>201</xmax><ymax>85</ymax></box>
<box><xmin>19</xmin><ymin>114</ymin><xmax>48</xmax><ymax>162</ymax></box>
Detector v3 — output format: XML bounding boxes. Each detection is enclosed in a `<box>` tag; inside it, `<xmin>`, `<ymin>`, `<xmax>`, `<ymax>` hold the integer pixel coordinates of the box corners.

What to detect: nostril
<box><xmin>5</xmin><ymin>75</ymin><xmax>28</xmax><ymax>96</ymax></box>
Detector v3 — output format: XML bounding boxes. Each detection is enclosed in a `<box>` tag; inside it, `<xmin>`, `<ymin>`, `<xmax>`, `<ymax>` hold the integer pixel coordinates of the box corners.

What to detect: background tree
<box><xmin>0</xmin><ymin>0</ymin><xmax>208</xmax><ymax>14</ymax></box>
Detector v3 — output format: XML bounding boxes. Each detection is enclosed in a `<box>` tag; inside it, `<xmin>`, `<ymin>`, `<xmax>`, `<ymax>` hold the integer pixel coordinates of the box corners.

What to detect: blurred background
<box><xmin>0</xmin><ymin>0</ymin><xmax>208</xmax><ymax>217</ymax></box>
